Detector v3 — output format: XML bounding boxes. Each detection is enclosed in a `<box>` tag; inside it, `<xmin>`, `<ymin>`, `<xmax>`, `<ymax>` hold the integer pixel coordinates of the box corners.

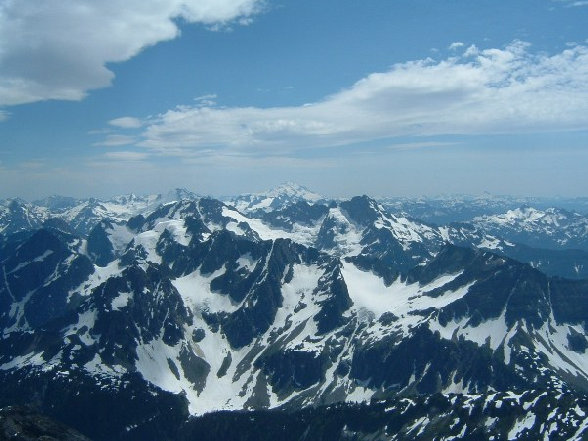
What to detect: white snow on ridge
<box><xmin>276</xmin><ymin>264</ymin><xmax>323</xmax><ymax>337</ymax></box>
<box><xmin>236</xmin><ymin>253</ymin><xmax>255</xmax><ymax>271</ymax></box>
<box><xmin>135</xmin><ymin>339</ymin><xmax>194</xmax><ymax>399</ymax></box>
<box><xmin>534</xmin><ymin>317</ymin><xmax>588</xmax><ymax>380</ymax></box>
<box><xmin>377</xmin><ymin>214</ymin><xmax>433</xmax><ymax>250</ymax></box>
<box><xmin>111</xmin><ymin>291</ymin><xmax>132</xmax><ymax>310</ymax></box>
<box><xmin>430</xmin><ymin>312</ymin><xmax>510</xmax><ymax>351</ymax></box>
<box><xmin>324</xmin><ymin>207</ymin><xmax>364</xmax><ymax>256</ymax></box>
<box><xmin>473</xmin><ymin>207</ymin><xmax>588</xmax><ymax>247</ymax></box>
<box><xmin>128</xmin><ymin>218</ymin><xmax>190</xmax><ymax>264</ymax></box>
<box><xmin>151</xmin><ymin>219</ymin><xmax>191</xmax><ymax>246</ymax></box>
<box><xmin>132</xmin><ymin>230</ymin><xmax>162</xmax><ymax>264</ymax></box>
<box><xmin>0</xmin><ymin>351</ymin><xmax>46</xmax><ymax>371</ymax></box>
<box><xmin>225</xmin><ymin>221</ymin><xmax>248</xmax><ymax>236</ymax></box>
<box><xmin>74</xmin><ymin>260</ymin><xmax>122</xmax><ymax>297</ymax></box>
<box><xmin>62</xmin><ymin>308</ymin><xmax>98</xmax><ymax>346</ymax></box>
<box><xmin>221</xmin><ymin>205</ymin><xmax>321</xmax><ymax>246</ymax></box>
<box><xmin>478</xmin><ymin>236</ymin><xmax>503</xmax><ymax>250</ymax></box>
<box><xmin>430</xmin><ymin>304</ymin><xmax>588</xmax><ymax>381</ymax></box>
<box><xmin>105</xmin><ymin>223</ymin><xmax>135</xmax><ymax>253</ymax></box>
<box><xmin>161</xmin><ymin>263</ymin><xmax>326</xmax><ymax>415</ymax></box>
<box><xmin>341</xmin><ymin>263</ymin><xmax>468</xmax><ymax>318</ymax></box>
<box><xmin>172</xmin><ymin>266</ymin><xmax>240</xmax><ymax>314</ymax></box>
<box><xmin>508</xmin><ymin>413</ymin><xmax>536</xmax><ymax>440</ymax></box>
<box><xmin>221</xmin><ymin>206</ymin><xmax>285</xmax><ymax>241</ymax></box>
<box><xmin>84</xmin><ymin>353</ymin><xmax>126</xmax><ymax>377</ymax></box>
<box><xmin>6</xmin><ymin>250</ymin><xmax>54</xmax><ymax>275</ymax></box>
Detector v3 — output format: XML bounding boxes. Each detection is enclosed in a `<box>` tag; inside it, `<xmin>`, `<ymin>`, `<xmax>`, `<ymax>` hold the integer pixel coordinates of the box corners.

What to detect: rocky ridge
<box><xmin>0</xmin><ymin>186</ymin><xmax>587</xmax><ymax>440</ymax></box>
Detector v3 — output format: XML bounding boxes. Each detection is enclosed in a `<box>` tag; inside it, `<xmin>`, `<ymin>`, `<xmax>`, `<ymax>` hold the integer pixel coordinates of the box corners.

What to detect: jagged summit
<box><xmin>1</xmin><ymin>190</ymin><xmax>588</xmax><ymax>440</ymax></box>
<box><xmin>0</xmin><ymin>188</ymin><xmax>202</xmax><ymax>237</ymax></box>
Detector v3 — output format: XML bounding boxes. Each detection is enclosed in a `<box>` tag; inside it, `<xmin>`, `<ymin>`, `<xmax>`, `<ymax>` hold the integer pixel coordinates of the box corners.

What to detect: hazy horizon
<box><xmin>4</xmin><ymin>181</ymin><xmax>588</xmax><ymax>205</ymax></box>
<box><xmin>1</xmin><ymin>0</ymin><xmax>587</xmax><ymax>199</ymax></box>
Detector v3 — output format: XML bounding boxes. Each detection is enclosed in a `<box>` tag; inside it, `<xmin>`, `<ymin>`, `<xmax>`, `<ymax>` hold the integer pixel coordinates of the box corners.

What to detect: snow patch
<box><xmin>172</xmin><ymin>266</ymin><xmax>239</xmax><ymax>314</ymax></box>
<box><xmin>111</xmin><ymin>291</ymin><xmax>132</xmax><ymax>310</ymax></box>
<box><xmin>342</xmin><ymin>263</ymin><xmax>468</xmax><ymax>318</ymax></box>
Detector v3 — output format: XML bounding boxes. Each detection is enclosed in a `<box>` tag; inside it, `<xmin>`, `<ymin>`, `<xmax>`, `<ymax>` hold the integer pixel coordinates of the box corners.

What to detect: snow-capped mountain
<box><xmin>472</xmin><ymin>207</ymin><xmax>588</xmax><ymax>251</ymax></box>
<box><xmin>0</xmin><ymin>198</ymin><xmax>49</xmax><ymax>236</ymax></box>
<box><xmin>1</xmin><ymin>192</ymin><xmax>587</xmax><ymax>440</ymax></box>
<box><xmin>378</xmin><ymin>194</ymin><xmax>588</xmax><ymax>224</ymax></box>
<box><xmin>227</xmin><ymin>182</ymin><xmax>324</xmax><ymax>214</ymax></box>
<box><xmin>0</xmin><ymin>188</ymin><xmax>200</xmax><ymax>237</ymax></box>
<box><xmin>234</xmin><ymin>193</ymin><xmax>588</xmax><ymax>279</ymax></box>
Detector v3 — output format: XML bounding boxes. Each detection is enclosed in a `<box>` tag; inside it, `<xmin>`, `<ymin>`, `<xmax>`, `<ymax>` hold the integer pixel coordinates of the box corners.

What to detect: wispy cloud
<box><xmin>386</xmin><ymin>141</ymin><xmax>458</xmax><ymax>151</ymax></box>
<box><xmin>108</xmin><ymin>117</ymin><xmax>143</xmax><ymax>129</ymax></box>
<box><xmin>110</xmin><ymin>42</ymin><xmax>588</xmax><ymax>158</ymax></box>
<box><xmin>95</xmin><ymin>134</ymin><xmax>138</xmax><ymax>146</ymax></box>
<box><xmin>0</xmin><ymin>0</ymin><xmax>265</xmax><ymax>106</ymax></box>
<box><xmin>103</xmin><ymin>151</ymin><xmax>149</xmax><ymax>161</ymax></box>
<box><xmin>194</xmin><ymin>94</ymin><xmax>218</xmax><ymax>107</ymax></box>
<box><xmin>19</xmin><ymin>160</ymin><xmax>46</xmax><ymax>169</ymax></box>
<box><xmin>553</xmin><ymin>0</ymin><xmax>588</xmax><ymax>6</ymax></box>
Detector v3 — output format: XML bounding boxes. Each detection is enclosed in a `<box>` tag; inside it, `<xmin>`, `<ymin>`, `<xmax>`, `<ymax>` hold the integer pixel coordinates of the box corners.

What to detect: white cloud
<box><xmin>0</xmin><ymin>0</ymin><xmax>264</xmax><ymax>106</ymax></box>
<box><xmin>119</xmin><ymin>42</ymin><xmax>588</xmax><ymax>156</ymax></box>
<box><xmin>448</xmin><ymin>42</ymin><xmax>464</xmax><ymax>50</ymax></box>
<box><xmin>109</xmin><ymin>117</ymin><xmax>143</xmax><ymax>129</ymax></box>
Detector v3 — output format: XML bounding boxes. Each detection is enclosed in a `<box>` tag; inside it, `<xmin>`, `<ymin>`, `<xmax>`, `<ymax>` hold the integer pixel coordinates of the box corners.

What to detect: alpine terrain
<box><xmin>1</xmin><ymin>184</ymin><xmax>587</xmax><ymax>441</ymax></box>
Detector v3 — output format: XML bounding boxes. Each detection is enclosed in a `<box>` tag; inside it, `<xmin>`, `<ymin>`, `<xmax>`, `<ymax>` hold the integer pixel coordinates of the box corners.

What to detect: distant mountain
<box><xmin>33</xmin><ymin>195</ymin><xmax>80</xmax><ymax>211</ymax></box>
<box><xmin>232</xmin><ymin>193</ymin><xmax>588</xmax><ymax>279</ymax></box>
<box><xmin>227</xmin><ymin>182</ymin><xmax>324</xmax><ymax>213</ymax></box>
<box><xmin>1</xmin><ymin>192</ymin><xmax>587</xmax><ymax>440</ymax></box>
<box><xmin>0</xmin><ymin>198</ymin><xmax>48</xmax><ymax>235</ymax></box>
<box><xmin>4</xmin><ymin>186</ymin><xmax>588</xmax><ymax>281</ymax></box>
<box><xmin>472</xmin><ymin>207</ymin><xmax>588</xmax><ymax>251</ymax></box>
<box><xmin>0</xmin><ymin>188</ymin><xmax>200</xmax><ymax>237</ymax></box>
<box><xmin>379</xmin><ymin>194</ymin><xmax>588</xmax><ymax>224</ymax></box>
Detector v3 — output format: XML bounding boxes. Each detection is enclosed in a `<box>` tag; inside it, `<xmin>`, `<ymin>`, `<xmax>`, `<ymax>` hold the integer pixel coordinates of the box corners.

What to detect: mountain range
<box><xmin>1</xmin><ymin>183</ymin><xmax>587</xmax><ymax>440</ymax></box>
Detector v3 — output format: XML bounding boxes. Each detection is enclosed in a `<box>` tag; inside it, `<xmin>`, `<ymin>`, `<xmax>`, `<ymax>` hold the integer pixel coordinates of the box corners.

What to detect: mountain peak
<box><xmin>228</xmin><ymin>182</ymin><xmax>323</xmax><ymax>213</ymax></box>
<box><xmin>163</xmin><ymin>187</ymin><xmax>200</xmax><ymax>203</ymax></box>
<box><xmin>264</xmin><ymin>182</ymin><xmax>322</xmax><ymax>201</ymax></box>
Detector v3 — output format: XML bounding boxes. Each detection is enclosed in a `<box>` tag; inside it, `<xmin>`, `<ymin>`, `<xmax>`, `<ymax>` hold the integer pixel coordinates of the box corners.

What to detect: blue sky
<box><xmin>1</xmin><ymin>0</ymin><xmax>587</xmax><ymax>199</ymax></box>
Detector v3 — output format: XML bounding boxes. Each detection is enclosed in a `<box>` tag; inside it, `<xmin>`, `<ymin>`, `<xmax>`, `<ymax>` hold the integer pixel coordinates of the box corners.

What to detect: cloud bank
<box><xmin>111</xmin><ymin>42</ymin><xmax>588</xmax><ymax>159</ymax></box>
<box><xmin>0</xmin><ymin>0</ymin><xmax>264</xmax><ymax>106</ymax></box>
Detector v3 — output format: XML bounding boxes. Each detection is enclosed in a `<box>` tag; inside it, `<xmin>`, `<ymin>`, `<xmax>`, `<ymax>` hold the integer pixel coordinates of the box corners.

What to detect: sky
<box><xmin>1</xmin><ymin>0</ymin><xmax>588</xmax><ymax>200</ymax></box>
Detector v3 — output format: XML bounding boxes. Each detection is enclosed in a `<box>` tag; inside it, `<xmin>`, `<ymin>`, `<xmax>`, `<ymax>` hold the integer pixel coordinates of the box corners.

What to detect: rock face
<box><xmin>1</xmin><ymin>188</ymin><xmax>588</xmax><ymax>440</ymax></box>
<box><xmin>178</xmin><ymin>391</ymin><xmax>588</xmax><ymax>441</ymax></box>
<box><xmin>0</xmin><ymin>406</ymin><xmax>92</xmax><ymax>441</ymax></box>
